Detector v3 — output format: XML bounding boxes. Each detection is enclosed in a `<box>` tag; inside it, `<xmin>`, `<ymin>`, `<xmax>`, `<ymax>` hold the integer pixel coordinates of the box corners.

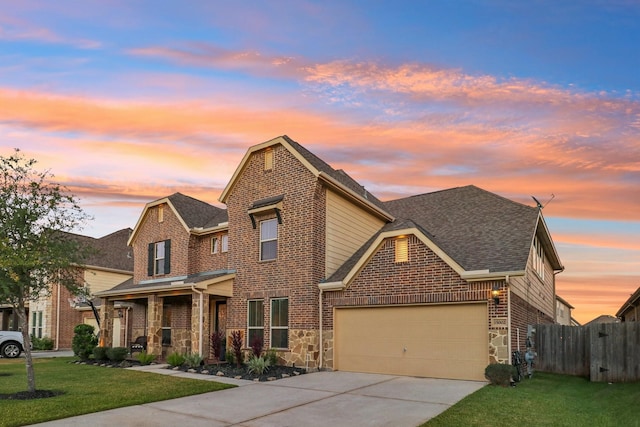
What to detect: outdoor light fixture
<box><xmin>492</xmin><ymin>284</ymin><xmax>501</xmax><ymax>305</ymax></box>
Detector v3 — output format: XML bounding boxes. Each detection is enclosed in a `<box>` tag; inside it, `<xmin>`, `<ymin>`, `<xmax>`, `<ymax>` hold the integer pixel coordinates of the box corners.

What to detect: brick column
<box><xmin>99</xmin><ymin>299</ymin><xmax>115</xmax><ymax>347</ymax></box>
<box><xmin>147</xmin><ymin>295</ymin><xmax>163</xmax><ymax>357</ymax></box>
<box><xmin>191</xmin><ymin>292</ymin><xmax>210</xmax><ymax>359</ymax></box>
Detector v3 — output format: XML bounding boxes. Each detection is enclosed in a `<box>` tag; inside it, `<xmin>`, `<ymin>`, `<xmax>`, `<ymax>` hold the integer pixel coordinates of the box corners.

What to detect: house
<box><xmin>584</xmin><ymin>314</ymin><xmax>620</xmax><ymax>326</ymax></box>
<box><xmin>96</xmin><ymin>135</ymin><xmax>564</xmax><ymax>381</ymax></box>
<box><xmin>555</xmin><ymin>295</ymin><xmax>575</xmax><ymax>326</ymax></box>
<box><xmin>0</xmin><ymin>229</ymin><xmax>133</xmax><ymax>349</ymax></box>
<box><xmin>616</xmin><ymin>286</ymin><xmax>640</xmax><ymax>322</ymax></box>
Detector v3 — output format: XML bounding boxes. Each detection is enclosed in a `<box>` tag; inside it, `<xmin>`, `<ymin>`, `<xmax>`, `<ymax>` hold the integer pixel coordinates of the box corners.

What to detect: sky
<box><xmin>0</xmin><ymin>0</ymin><xmax>638</xmax><ymax>324</ymax></box>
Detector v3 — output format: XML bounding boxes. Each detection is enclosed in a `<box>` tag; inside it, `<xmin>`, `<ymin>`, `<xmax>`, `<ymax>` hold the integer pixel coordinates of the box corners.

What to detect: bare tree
<box><xmin>0</xmin><ymin>149</ymin><xmax>92</xmax><ymax>393</ymax></box>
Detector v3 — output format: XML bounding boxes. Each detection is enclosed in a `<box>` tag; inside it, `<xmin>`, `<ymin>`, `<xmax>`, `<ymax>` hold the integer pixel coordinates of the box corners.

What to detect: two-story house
<box><xmin>96</xmin><ymin>135</ymin><xmax>563</xmax><ymax>381</ymax></box>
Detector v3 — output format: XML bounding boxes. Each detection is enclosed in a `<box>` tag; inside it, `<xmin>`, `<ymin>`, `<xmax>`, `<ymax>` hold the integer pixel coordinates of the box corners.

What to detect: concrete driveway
<box><xmin>31</xmin><ymin>369</ymin><xmax>485</xmax><ymax>427</ymax></box>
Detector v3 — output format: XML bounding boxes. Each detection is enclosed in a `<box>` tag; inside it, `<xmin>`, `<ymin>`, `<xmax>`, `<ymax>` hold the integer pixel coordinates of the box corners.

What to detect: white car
<box><xmin>0</xmin><ymin>331</ymin><xmax>25</xmax><ymax>358</ymax></box>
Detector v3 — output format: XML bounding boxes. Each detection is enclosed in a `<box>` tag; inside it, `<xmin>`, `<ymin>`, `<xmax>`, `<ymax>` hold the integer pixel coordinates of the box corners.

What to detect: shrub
<box><xmin>230</xmin><ymin>330</ymin><xmax>244</xmax><ymax>368</ymax></box>
<box><xmin>265</xmin><ymin>349</ymin><xmax>278</xmax><ymax>366</ymax></box>
<box><xmin>184</xmin><ymin>353</ymin><xmax>204</xmax><ymax>369</ymax></box>
<box><xmin>167</xmin><ymin>352</ymin><xmax>185</xmax><ymax>367</ymax></box>
<box><xmin>106</xmin><ymin>347</ymin><xmax>129</xmax><ymax>363</ymax></box>
<box><xmin>72</xmin><ymin>324</ymin><xmax>98</xmax><ymax>360</ymax></box>
<box><xmin>93</xmin><ymin>346</ymin><xmax>109</xmax><ymax>361</ymax></box>
<box><xmin>225</xmin><ymin>349</ymin><xmax>235</xmax><ymax>365</ymax></box>
<box><xmin>31</xmin><ymin>336</ymin><xmax>54</xmax><ymax>351</ymax></box>
<box><xmin>136</xmin><ymin>351</ymin><xmax>156</xmax><ymax>365</ymax></box>
<box><xmin>250</xmin><ymin>335</ymin><xmax>263</xmax><ymax>359</ymax></box>
<box><xmin>247</xmin><ymin>356</ymin><xmax>270</xmax><ymax>375</ymax></box>
<box><xmin>210</xmin><ymin>331</ymin><xmax>224</xmax><ymax>361</ymax></box>
<box><xmin>485</xmin><ymin>363</ymin><xmax>517</xmax><ymax>386</ymax></box>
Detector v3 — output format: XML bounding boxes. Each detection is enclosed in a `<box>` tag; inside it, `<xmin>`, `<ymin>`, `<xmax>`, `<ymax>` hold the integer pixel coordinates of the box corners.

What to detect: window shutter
<box><xmin>164</xmin><ymin>239</ymin><xmax>171</xmax><ymax>274</ymax></box>
<box><xmin>147</xmin><ymin>243</ymin><xmax>154</xmax><ymax>276</ymax></box>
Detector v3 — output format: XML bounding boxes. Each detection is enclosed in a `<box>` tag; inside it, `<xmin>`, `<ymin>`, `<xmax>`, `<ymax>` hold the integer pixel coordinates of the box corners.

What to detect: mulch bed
<box><xmin>72</xmin><ymin>359</ymin><xmax>307</xmax><ymax>382</ymax></box>
<box><xmin>168</xmin><ymin>363</ymin><xmax>307</xmax><ymax>382</ymax></box>
<box><xmin>0</xmin><ymin>390</ymin><xmax>64</xmax><ymax>400</ymax></box>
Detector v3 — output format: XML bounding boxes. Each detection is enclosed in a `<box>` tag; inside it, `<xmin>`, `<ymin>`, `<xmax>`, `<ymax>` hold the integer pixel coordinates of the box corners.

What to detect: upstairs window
<box><xmin>148</xmin><ymin>240</ymin><xmax>171</xmax><ymax>276</ymax></box>
<box><xmin>211</xmin><ymin>237</ymin><xmax>219</xmax><ymax>254</ymax></box>
<box><xmin>395</xmin><ymin>237</ymin><xmax>408</xmax><ymax>263</ymax></box>
<box><xmin>533</xmin><ymin>236</ymin><xmax>545</xmax><ymax>281</ymax></box>
<box><xmin>221</xmin><ymin>234</ymin><xmax>229</xmax><ymax>253</ymax></box>
<box><xmin>260</xmin><ymin>219</ymin><xmax>277</xmax><ymax>261</ymax></box>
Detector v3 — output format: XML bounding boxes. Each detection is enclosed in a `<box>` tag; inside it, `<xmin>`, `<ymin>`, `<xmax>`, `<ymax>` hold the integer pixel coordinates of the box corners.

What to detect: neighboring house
<box><xmin>584</xmin><ymin>314</ymin><xmax>620</xmax><ymax>326</ymax></box>
<box><xmin>556</xmin><ymin>295</ymin><xmax>575</xmax><ymax>326</ymax></box>
<box><xmin>616</xmin><ymin>286</ymin><xmax>640</xmax><ymax>322</ymax></box>
<box><xmin>96</xmin><ymin>135</ymin><xmax>564</xmax><ymax>381</ymax></box>
<box><xmin>4</xmin><ymin>229</ymin><xmax>133</xmax><ymax>349</ymax></box>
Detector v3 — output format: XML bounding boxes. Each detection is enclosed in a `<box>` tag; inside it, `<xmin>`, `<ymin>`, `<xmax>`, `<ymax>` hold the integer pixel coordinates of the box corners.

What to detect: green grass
<box><xmin>0</xmin><ymin>357</ymin><xmax>234</xmax><ymax>427</ymax></box>
<box><xmin>424</xmin><ymin>372</ymin><xmax>640</xmax><ymax>427</ymax></box>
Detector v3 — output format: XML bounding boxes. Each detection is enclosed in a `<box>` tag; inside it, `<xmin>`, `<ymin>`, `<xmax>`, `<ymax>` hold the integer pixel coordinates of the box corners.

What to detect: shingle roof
<box><xmin>283</xmin><ymin>136</ymin><xmax>388</xmax><ymax>212</ymax></box>
<box><xmin>383</xmin><ymin>185</ymin><xmax>539</xmax><ymax>273</ymax></box>
<box><xmin>167</xmin><ymin>193</ymin><xmax>228</xmax><ymax>229</ymax></box>
<box><xmin>64</xmin><ymin>228</ymin><xmax>134</xmax><ymax>272</ymax></box>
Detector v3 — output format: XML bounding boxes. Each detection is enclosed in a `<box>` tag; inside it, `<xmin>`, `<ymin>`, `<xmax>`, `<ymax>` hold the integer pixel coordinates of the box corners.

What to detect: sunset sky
<box><xmin>0</xmin><ymin>1</ymin><xmax>638</xmax><ymax>324</ymax></box>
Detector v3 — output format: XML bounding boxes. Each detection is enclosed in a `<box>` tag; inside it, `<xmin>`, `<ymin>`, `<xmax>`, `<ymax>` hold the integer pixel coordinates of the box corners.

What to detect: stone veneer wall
<box><xmin>282</xmin><ymin>329</ymin><xmax>319</xmax><ymax>369</ymax></box>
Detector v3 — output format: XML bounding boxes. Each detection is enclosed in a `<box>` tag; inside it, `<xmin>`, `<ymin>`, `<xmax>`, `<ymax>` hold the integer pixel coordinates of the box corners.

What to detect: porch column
<box><xmin>191</xmin><ymin>291</ymin><xmax>210</xmax><ymax>359</ymax></box>
<box><xmin>147</xmin><ymin>295</ymin><xmax>163</xmax><ymax>357</ymax></box>
<box><xmin>99</xmin><ymin>299</ymin><xmax>115</xmax><ymax>347</ymax></box>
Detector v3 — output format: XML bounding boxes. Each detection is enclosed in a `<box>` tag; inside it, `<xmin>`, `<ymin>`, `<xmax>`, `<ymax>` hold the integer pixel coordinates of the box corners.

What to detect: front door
<box><xmin>215</xmin><ymin>301</ymin><xmax>227</xmax><ymax>359</ymax></box>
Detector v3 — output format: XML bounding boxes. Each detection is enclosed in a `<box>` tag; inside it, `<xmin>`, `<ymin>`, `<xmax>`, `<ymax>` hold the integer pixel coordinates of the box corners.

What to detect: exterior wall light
<box><xmin>492</xmin><ymin>283</ymin><xmax>501</xmax><ymax>305</ymax></box>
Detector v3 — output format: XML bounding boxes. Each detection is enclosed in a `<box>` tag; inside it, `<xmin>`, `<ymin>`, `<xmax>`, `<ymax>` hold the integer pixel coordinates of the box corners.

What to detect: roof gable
<box><xmin>128</xmin><ymin>193</ymin><xmax>228</xmax><ymax>245</ymax></box>
<box><xmin>219</xmin><ymin>135</ymin><xmax>393</xmax><ymax>221</ymax></box>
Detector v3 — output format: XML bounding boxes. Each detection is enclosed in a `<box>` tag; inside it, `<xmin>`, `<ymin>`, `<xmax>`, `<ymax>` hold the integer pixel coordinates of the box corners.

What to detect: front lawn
<box><xmin>0</xmin><ymin>357</ymin><xmax>234</xmax><ymax>427</ymax></box>
<box><xmin>424</xmin><ymin>372</ymin><xmax>639</xmax><ymax>426</ymax></box>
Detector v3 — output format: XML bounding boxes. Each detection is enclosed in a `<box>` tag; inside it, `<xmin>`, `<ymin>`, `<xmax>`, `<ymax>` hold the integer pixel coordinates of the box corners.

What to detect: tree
<box><xmin>0</xmin><ymin>149</ymin><xmax>92</xmax><ymax>393</ymax></box>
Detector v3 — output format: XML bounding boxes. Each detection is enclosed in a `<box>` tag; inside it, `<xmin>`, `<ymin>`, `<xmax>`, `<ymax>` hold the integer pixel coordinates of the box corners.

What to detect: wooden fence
<box><xmin>535</xmin><ymin>322</ymin><xmax>640</xmax><ymax>382</ymax></box>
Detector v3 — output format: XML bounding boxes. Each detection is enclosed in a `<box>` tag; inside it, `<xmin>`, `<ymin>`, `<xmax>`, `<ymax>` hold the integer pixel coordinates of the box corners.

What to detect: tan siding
<box><xmin>325</xmin><ymin>190</ymin><xmax>385</xmax><ymax>277</ymax></box>
<box><xmin>509</xmin><ymin>247</ymin><xmax>555</xmax><ymax>319</ymax></box>
<box><xmin>84</xmin><ymin>269</ymin><xmax>132</xmax><ymax>294</ymax></box>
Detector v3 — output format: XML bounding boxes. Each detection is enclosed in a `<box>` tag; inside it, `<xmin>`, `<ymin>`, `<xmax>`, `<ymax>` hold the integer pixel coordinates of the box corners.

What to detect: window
<box><xmin>31</xmin><ymin>311</ymin><xmax>43</xmax><ymax>339</ymax></box>
<box><xmin>162</xmin><ymin>304</ymin><xmax>171</xmax><ymax>346</ymax></box>
<box><xmin>211</xmin><ymin>237</ymin><xmax>219</xmax><ymax>254</ymax></box>
<box><xmin>221</xmin><ymin>234</ymin><xmax>229</xmax><ymax>252</ymax></box>
<box><xmin>533</xmin><ymin>236</ymin><xmax>545</xmax><ymax>280</ymax></box>
<box><xmin>148</xmin><ymin>240</ymin><xmax>171</xmax><ymax>276</ymax></box>
<box><xmin>247</xmin><ymin>300</ymin><xmax>264</xmax><ymax>347</ymax></box>
<box><xmin>260</xmin><ymin>219</ymin><xmax>278</xmax><ymax>261</ymax></box>
<box><xmin>270</xmin><ymin>298</ymin><xmax>288</xmax><ymax>348</ymax></box>
<box><xmin>264</xmin><ymin>147</ymin><xmax>273</xmax><ymax>171</ymax></box>
<box><xmin>395</xmin><ymin>237</ymin><xmax>408</xmax><ymax>263</ymax></box>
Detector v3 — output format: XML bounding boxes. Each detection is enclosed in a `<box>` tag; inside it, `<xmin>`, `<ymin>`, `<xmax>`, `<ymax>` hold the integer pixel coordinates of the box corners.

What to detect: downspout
<box><xmin>506</xmin><ymin>275</ymin><xmax>511</xmax><ymax>360</ymax></box>
<box><xmin>191</xmin><ymin>285</ymin><xmax>204</xmax><ymax>356</ymax></box>
<box><xmin>319</xmin><ymin>288</ymin><xmax>323</xmax><ymax>370</ymax></box>
<box><xmin>55</xmin><ymin>283</ymin><xmax>61</xmax><ymax>351</ymax></box>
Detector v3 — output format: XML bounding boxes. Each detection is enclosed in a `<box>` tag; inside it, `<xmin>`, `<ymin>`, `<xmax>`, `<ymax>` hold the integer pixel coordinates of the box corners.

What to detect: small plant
<box><xmin>250</xmin><ymin>335</ymin><xmax>263</xmax><ymax>359</ymax></box>
<box><xmin>247</xmin><ymin>356</ymin><xmax>271</xmax><ymax>375</ymax></box>
<box><xmin>230</xmin><ymin>330</ymin><xmax>244</xmax><ymax>368</ymax></box>
<box><xmin>106</xmin><ymin>347</ymin><xmax>129</xmax><ymax>363</ymax></box>
<box><xmin>210</xmin><ymin>331</ymin><xmax>224</xmax><ymax>361</ymax></box>
<box><xmin>225</xmin><ymin>349</ymin><xmax>235</xmax><ymax>365</ymax></box>
<box><xmin>184</xmin><ymin>353</ymin><xmax>204</xmax><ymax>369</ymax></box>
<box><xmin>72</xmin><ymin>324</ymin><xmax>98</xmax><ymax>360</ymax></box>
<box><xmin>31</xmin><ymin>335</ymin><xmax>54</xmax><ymax>350</ymax></box>
<box><xmin>93</xmin><ymin>346</ymin><xmax>109</xmax><ymax>361</ymax></box>
<box><xmin>265</xmin><ymin>349</ymin><xmax>278</xmax><ymax>366</ymax></box>
<box><xmin>484</xmin><ymin>363</ymin><xmax>517</xmax><ymax>386</ymax></box>
<box><xmin>136</xmin><ymin>351</ymin><xmax>156</xmax><ymax>365</ymax></box>
<box><xmin>167</xmin><ymin>352</ymin><xmax>185</xmax><ymax>367</ymax></box>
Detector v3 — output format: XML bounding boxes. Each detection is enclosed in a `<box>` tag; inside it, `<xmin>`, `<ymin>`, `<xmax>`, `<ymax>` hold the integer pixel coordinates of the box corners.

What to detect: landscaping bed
<box><xmin>167</xmin><ymin>362</ymin><xmax>306</xmax><ymax>381</ymax></box>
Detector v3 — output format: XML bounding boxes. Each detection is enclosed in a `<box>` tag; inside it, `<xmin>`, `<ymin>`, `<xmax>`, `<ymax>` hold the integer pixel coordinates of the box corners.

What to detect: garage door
<box><xmin>335</xmin><ymin>303</ymin><xmax>488</xmax><ymax>381</ymax></box>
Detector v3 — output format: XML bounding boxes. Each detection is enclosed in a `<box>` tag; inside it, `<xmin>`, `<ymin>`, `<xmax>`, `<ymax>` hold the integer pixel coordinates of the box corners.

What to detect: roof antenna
<box><xmin>532</xmin><ymin>194</ymin><xmax>554</xmax><ymax>209</ymax></box>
